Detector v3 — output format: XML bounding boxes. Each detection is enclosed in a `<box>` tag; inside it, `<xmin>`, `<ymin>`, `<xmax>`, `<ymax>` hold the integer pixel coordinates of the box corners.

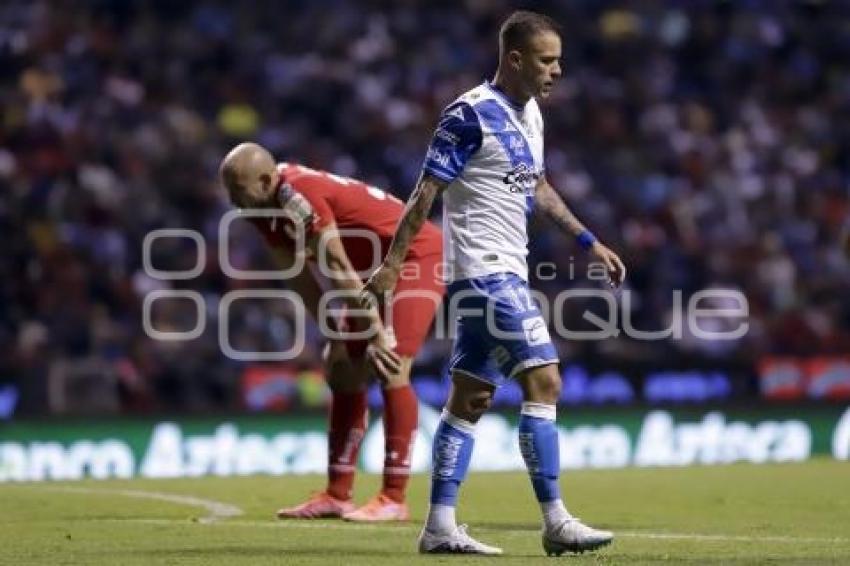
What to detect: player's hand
<box><xmin>365</xmin><ymin>329</ymin><xmax>400</xmax><ymax>384</ymax></box>
<box><xmin>360</xmin><ymin>264</ymin><xmax>399</xmax><ymax>310</ymax></box>
<box><xmin>590</xmin><ymin>242</ymin><xmax>627</xmax><ymax>288</ymax></box>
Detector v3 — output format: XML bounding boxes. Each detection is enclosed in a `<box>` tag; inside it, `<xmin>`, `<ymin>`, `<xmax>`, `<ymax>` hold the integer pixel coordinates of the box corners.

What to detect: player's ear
<box><xmin>259</xmin><ymin>172</ymin><xmax>273</xmax><ymax>191</ymax></box>
<box><xmin>508</xmin><ymin>49</ymin><xmax>523</xmax><ymax>71</ymax></box>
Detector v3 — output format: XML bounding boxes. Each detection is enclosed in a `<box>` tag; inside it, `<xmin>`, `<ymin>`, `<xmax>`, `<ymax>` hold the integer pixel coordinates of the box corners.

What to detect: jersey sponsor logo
<box><xmin>426</xmin><ymin>146</ymin><xmax>451</xmax><ymax>168</ymax></box>
<box><xmin>502</xmin><ymin>162</ymin><xmax>539</xmax><ymax>193</ymax></box>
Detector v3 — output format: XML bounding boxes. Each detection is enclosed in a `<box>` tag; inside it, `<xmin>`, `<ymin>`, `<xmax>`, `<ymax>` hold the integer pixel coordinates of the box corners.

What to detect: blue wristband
<box><xmin>576</xmin><ymin>229</ymin><xmax>597</xmax><ymax>251</ymax></box>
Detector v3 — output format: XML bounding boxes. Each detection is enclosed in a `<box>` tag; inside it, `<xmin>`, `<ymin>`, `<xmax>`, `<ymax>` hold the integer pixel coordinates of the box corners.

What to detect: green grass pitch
<box><xmin>1</xmin><ymin>459</ymin><xmax>848</xmax><ymax>565</ymax></box>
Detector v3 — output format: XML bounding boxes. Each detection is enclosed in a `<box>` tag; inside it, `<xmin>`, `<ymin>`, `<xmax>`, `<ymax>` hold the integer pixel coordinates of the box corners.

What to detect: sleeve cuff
<box><xmin>422</xmin><ymin>166</ymin><xmax>456</xmax><ymax>183</ymax></box>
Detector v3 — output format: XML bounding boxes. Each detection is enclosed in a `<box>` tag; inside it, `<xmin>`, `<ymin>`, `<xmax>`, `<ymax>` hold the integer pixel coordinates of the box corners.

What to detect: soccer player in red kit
<box><xmin>219</xmin><ymin>143</ymin><xmax>443</xmax><ymax>522</ymax></box>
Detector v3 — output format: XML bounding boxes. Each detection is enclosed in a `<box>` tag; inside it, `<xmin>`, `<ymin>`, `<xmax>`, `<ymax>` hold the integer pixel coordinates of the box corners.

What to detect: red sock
<box><xmin>326</xmin><ymin>390</ymin><xmax>368</xmax><ymax>501</ymax></box>
<box><xmin>381</xmin><ymin>385</ymin><xmax>418</xmax><ymax>503</ymax></box>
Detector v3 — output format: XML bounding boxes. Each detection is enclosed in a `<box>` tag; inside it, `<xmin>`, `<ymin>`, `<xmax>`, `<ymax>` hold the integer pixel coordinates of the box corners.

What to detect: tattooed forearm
<box><xmin>384</xmin><ymin>174</ymin><xmax>446</xmax><ymax>270</ymax></box>
<box><xmin>535</xmin><ymin>177</ymin><xmax>587</xmax><ymax>237</ymax></box>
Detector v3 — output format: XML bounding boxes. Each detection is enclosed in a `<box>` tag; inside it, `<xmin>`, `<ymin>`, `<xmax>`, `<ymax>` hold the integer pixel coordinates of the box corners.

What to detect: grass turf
<box><xmin>1</xmin><ymin>459</ymin><xmax>848</xmax><ymax>565</ymax></box>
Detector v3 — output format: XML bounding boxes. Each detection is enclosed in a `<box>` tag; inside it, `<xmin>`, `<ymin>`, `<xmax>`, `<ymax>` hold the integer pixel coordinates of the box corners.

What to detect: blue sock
<box><xmin>430</xmin><ymin>410</ymin><xmax>475</xmax><ymax>506</ymax></box>
<box><xmin>518</xmin><ymin>402</ymin><xmax>561</xmax><ymax>502</ymax></box>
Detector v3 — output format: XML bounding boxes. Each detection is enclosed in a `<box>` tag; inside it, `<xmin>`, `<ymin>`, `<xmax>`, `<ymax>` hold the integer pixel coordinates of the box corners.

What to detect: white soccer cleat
<box><xmin>542</xmin><ymin>518</ymin><xmax>613</xmax><ymax>555</ymax></box>
<box><xmin>418</xmin><ymin>524</ymin><xmax>503</xmax><ymax>555</ymax></box>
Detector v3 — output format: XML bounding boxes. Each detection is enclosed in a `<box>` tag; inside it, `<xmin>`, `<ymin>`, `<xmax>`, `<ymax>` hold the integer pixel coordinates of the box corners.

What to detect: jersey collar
<box><xmin>485</xmin><ymin>81</ymin><xmax>526</xmax><ymax>112</ymax></box>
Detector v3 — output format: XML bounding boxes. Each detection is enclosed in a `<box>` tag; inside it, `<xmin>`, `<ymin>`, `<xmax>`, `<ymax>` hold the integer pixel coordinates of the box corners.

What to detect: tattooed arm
<box><xmin>535</xmin><ymin>176</ymin><xmax>590</xmax><ymax>237</ymax></box>
<box><xmin>535</xmin><ymin>176</ymin><xmax>627</xmax><ymax>286</ymax></box>
<box><xmin>362</xmin><ymin>173</ymin><xmax>447</xmax><ymax>299</ymax></box>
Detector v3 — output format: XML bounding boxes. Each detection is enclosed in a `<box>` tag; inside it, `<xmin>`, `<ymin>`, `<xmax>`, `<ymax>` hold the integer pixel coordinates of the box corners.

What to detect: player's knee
<box><xmin>325</xmin><ymin>352</ymin><xmax>369</xmax><ymax>393</ymax></box>
<box><xmin>448</xmin><ymin>390</ymin><xmax>493</xmax><ymax>422</ymax></box>
<box><xmin>326</xmin><ymin>370</ymin><xmax>367</xmax><ymax>393</ymax></box>
<box><xmin>522</xmin><ymin>366</ymin><xmax>561</xmax><ymax>404</ymax></box>
<box><xmin>468</xmin><ymin>391</ymin><xmax>493</xmax><ymax>414</ymax></box>
<box><xmin>542</xmin><ymin>377</ymin><xmax>562</xmax><ymax>402</ymax></box>
<box><xmin>448</xmin><ymin>371</ymin><xmax>496</xmax><ymax>421</ymax></box>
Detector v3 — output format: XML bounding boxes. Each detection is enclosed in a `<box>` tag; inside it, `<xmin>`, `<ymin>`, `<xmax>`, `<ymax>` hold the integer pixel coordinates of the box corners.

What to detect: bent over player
<box><xmin>220</xmin><ymin>143</ymin><xmax>444</xmax><ymax>522</ymax></box>
<box><xmin>364</xmin><ymin>11</ymin><xmax>625</xmax><ymax>554</ymax></box>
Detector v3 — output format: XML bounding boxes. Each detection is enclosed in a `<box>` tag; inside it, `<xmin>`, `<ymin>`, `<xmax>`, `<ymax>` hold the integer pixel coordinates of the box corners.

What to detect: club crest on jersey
<box><xmin>503</xmin><ymin>163</ymin><xmax>539</xmax><ymax>194</ymax></box>
<box><xmin>446</xmin><ymin>106</ymin><xmax>466</xmax><ymax>121</ymax></box>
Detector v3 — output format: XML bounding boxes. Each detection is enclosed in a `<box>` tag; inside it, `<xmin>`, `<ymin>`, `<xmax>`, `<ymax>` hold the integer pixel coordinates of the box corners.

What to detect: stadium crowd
<box><xmin>1</xmin><ymin>0</ymin><xmax>849</xmax><ymax>415</ymax></box>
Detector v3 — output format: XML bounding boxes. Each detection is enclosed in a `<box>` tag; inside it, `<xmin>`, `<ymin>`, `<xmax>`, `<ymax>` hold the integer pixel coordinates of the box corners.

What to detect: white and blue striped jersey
<box><xmin>422</xmin><ymin>81</ymin><xmax>545</xmax><ymax>282</ymax></box>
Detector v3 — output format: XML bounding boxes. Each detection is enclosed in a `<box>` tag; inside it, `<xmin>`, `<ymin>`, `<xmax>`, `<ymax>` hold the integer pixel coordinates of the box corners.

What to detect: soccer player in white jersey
<box><xmin>363</xmin><ymin>10</ymin><xmax>626</xmax><ymax>555</ymax></box>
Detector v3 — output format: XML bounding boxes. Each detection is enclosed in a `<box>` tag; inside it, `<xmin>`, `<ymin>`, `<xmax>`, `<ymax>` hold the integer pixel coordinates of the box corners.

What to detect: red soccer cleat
<box><xmin>276</xmin><ymin>492</ymin><xmax>355</xmax><ymax>519</ymax></box>
<box><xmin>342</xmin><ymin>494</ymin><xmax>410</xmax><ymax>522</ymax></box>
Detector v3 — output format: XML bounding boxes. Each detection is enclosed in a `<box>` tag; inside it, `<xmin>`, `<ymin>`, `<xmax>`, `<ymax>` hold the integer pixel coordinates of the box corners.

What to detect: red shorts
<box><xmin>345</xmin><ymin>252</ymin><xmax>444</xmax><ymax>358</ymax></box>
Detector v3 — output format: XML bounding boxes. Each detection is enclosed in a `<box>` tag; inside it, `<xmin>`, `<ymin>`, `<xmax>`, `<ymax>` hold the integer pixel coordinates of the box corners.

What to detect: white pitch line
<box><xmin>114</xmin><ymin>517</ymin><xmax>850</xmax><ymax>545</ymax></box>
<box><xmin>47</xmin><ymin>486</ymin><xmax>244</xmax><ymax>524</ymax></box>
<box><xmin>617</xmin><ymin>531</ymin><xmax>850</xmax><ymax>544</ymax></box>
<box><xmin>41</xmin><ymin>488</ymin><xmax>850</xmax><ymax>546</ymax></box>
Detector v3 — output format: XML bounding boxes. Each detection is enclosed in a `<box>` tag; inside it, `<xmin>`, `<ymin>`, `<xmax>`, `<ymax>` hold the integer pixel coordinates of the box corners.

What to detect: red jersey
<box><xmin>250</xmin><ymin>163</ymin><xmax>441</xmax><ymax>273</ymax></box>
